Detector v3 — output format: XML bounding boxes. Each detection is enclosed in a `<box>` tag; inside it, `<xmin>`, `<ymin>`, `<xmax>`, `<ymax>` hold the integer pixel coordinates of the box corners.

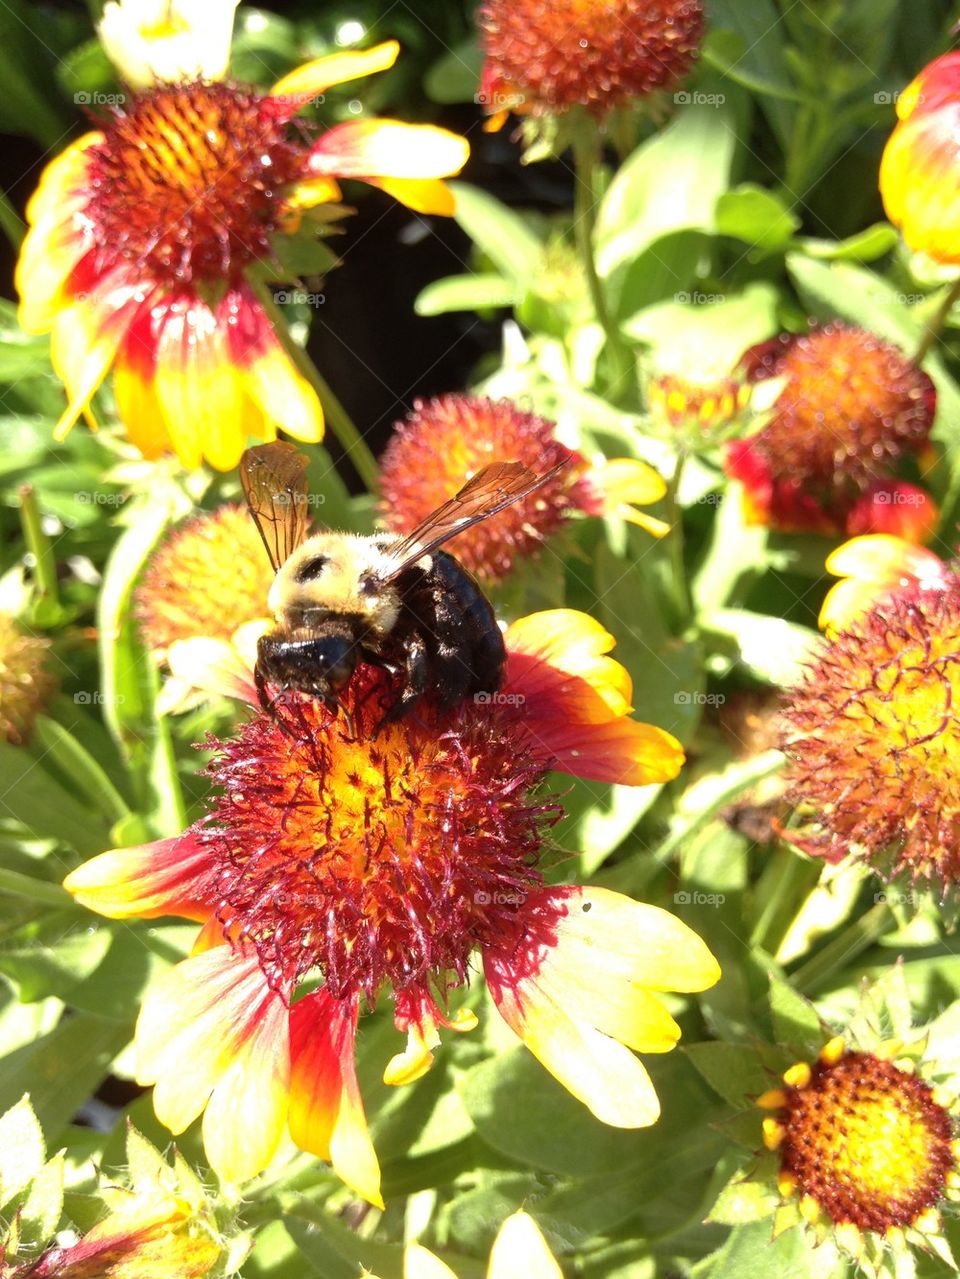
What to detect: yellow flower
<box><xmin>17</xmin><ymin>44</ymin><xmax>468</xmax><ymax>470</ymax></box>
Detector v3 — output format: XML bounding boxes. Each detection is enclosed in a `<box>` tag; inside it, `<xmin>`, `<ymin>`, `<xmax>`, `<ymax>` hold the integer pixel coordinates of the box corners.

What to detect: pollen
<box><xmin>379</xmin><ymin>395</ymin><xmax>583</xmax><ymax>581</ymax></box>
<box><xmin>479</xmin><ymin>0</ymin><xmax>704</xmax><ymax>117</ymax></box>
<box><xmin>0</xmin><ymin>613</ymin><xmax>54</xmax><ymax>745</ymax></box>
<box><xmin>136</xmin><ymin>504</ymin><xmax>276</xmax><ymax>657</ymax></box>
<box><xmin>82</xmin><ymin>81</ymin><xmax>304</xmax><ymax>289</ymax></box>
<box><xmin>782</xmin><ymin>576</ymin><xmax>960</xmax><ymax>886</ymax></box>
<box><xmin>201</xmin><ymin>667</ymin><xmax>558</xmax><ymax>1002</ymax></box>
<box><xmin>770</xmin><ymin>1049</ymin><xmax>955</xmax><ymax>1233</ymax></box>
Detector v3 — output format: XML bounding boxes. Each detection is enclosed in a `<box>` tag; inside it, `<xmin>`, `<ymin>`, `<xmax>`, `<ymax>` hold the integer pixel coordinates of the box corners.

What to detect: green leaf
<box><xmin>596</xmin><ymin>104</ymin><xmax>738</xmax><ymax>279</ymax></box>
<box><xmin>768</xmin><ymin>970</ymin><xmax>823</xmax><ymax>1055</ymax></box>
<box><xmin>696</xmin><ymin>1219</ymin><xmax>827</xmax><ymax>1279</ymax></box>
<box><xmin>0</xmin><ymin>929</ymin><xmax>113</xmax><ymax>1003</ymax></box>
<box><xmin>0</xmin><ymin>1095</ymin><xmax>45</xmax><ymax>1204</ymax></box>
<box><xmin>707</xmin><ymin>1170</ymin><xmax>778</xmax><ymax>1225</ymax></box>
<box><xmin>424</xmin><ymin>37</ymin><xmax>484</xmax><ymax>104</ymax></box>
<box><xmin>798</xmin><ymin>223</ymin><xmax>899</xmax><ymax>262</ymax></box>
<box><xmin>0</xmin><ymin>1013</ymin><xmax>130</xmax><ymax>1145</ymax></box>
<box><xmin>32</xmin><ymin>717</ymin><xmax>130</xmax><ymax>826</ymax></box>
<box><xmin>715</xmin><ymin>185</ymin><xmax>800</xmax><ymax>253</ymax></box>
<box><xmin>702</xmin><ymin>609</ymin><xmax>824</xmax><ymax>686</ymax></box>
<box><xmin>683</xmin><ymin>1042</ymin><xmax>770</xmax><ymax>1109</ymax></box>
<box><xmin>624</xmin><ymin>283</ymin><xmax>781</xmax><ymax>379</ymax></box>
<box><xmin>18</xmin><ymin>1152</ymin><xmax>64</xmax><ymax>1249</ymax></box>
<box><xmin>283</xmin><ymin>1211</ymin><xmax>407</xmax><ymax>1279</ymax></box>
<box><xmin>0</xmin><ymin>0</ymin><xmax>70</xmax><ymax>146</ymax></box>
<box><xmin>415</xmin><ymin>273</ymin><xmax>520</xmax><ymax>317</ymax></box>
<box><xmin>450</xmin><ymin>183</ymin><xmax>545</xmax><ymax>285</ymax></box>
<box><xmin>0</xmin><ymin>742</ymin><xmax>108</xmax><ymax>854</ymax></box>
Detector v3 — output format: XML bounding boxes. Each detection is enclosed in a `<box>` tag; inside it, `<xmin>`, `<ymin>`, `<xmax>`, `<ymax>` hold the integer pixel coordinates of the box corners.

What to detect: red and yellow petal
<box><xmin>505</xmin><ymin>610</ymin><xmax>633</xmax><ymax>717</ymax></box>
<box><xmin>63</xmin><ymin>834</ymin><xmax>216</xmax><ymax>922</ymax></box>
<box><xmin>166</xmin><ymin>634</ymin><xmax>261</xmax><ymax>706</ymax></box>
<box><xmin>270</xmin><ymin>40</ymin><xmax>400</xmax><ymax>110</ymax></box>
<box><xmin>219</xmin><ymin>286</ymin><xmax>325</xmax><ymax>446</ymax></box>
<box><xmin>136</xmin><ymin>946</ymin><xmax>290</xmax><ymax>1181</ymax></box>
<box><xmin>16</xmin><ymin>133</ymin><xmax>100</xmax><ymax>334</ymax></box>
<box><xmin>307</xmin><ymin>119</ymin><xmax>469</xmax><ymax>183</ymax></box>
<box><xmin>288</xmin><ymin>990</ymin><xmax>383</xmax><ymax>1208</ymax></box>
<box><xmin>819</xmin><ymin>534</ymin><xmax>950</xmax><ymax>635</ymax></box>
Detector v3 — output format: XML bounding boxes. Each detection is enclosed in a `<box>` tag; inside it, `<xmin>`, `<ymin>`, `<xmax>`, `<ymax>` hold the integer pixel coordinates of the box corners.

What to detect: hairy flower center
<box><xmin>85</xmin><ymin>82</ymin><xmax>304</xmax><ymax>287</ymax></box>
<box><xmin>753</xmin><ymin>328</ymin><xmax>932</xmax><ymax>491</ymax></box>
<box><xmin>779</xmin><ymin>1052</ymin><xmax>953</xmax><ymax>1231</ymax></box>
<box><xmin>783</xmin><ymin>580</ymin><xmax>960</xmax><ymax>882</ymax></box>
<box><xmin>205</xmin><ymin>670</ymin><xmax>555</xmax><ymax>1001</ymax></box>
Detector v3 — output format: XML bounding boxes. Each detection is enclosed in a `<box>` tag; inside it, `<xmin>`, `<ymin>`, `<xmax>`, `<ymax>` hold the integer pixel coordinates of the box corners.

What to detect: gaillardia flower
<box><xmin>0</xmin><ymin>613</ymin><xmax>54</xmax><ymax>745</ymax></box>
<box><xmin>97</xmin><ymin>0</ymin><xmax>239</xmax><ymax>89</ymax></box>
<box><xmin>478</xmin><ymin>0</ymin><xmax>704</xmax><ymax>123</ymax></box>
<box><xmin>16</xmin><ymin>43</ymin><xmax>468</xmax><ymax>470</ymax></box>
<box><xmin>647</xmin><ymin>372</ymin><xmax>751</xmax><ymax>444</ymax></box>
<box><xmin>759</xmin><ymin>1035</ymin><xmax>960</xmax><ymax>1272</ymax></box>
<box><xmin>136</xmin><ymin>504</ymin><xmax>276</xmax><ymax>658</ymax></box>
<box><xmin>782</xmin><ymin>569</ymin><xmax>960</xmax><ymax>886</ymax></box>
<box><xmin>819</xmin><ymin>534</ymin><xmax>951</xmax><ymax>637</ymax></box>
<box><xmin>723</xmin><ymin>325</ymin><xmax>936</xmax><ymax>535</ymax></box>
<box><xmin>65</xmin><ymin>610</ymin><xmax>718</xmax><ymax>1205</ymax></box>
<box><xmin>880</xmin><ymin>53</ymin><xmax>960</xmax><ymax>263</ymax></box>
<box><xmin>379</xmin><ymin>395</ymin><xmax>668</xmax><ymax>581</ymax></box>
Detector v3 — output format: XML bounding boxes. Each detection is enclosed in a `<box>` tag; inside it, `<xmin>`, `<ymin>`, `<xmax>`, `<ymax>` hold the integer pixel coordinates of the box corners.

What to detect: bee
<box><xmin>240</xmin><ymin>441</ymin><xmax>565</xmax><ymax>723</ymax></box>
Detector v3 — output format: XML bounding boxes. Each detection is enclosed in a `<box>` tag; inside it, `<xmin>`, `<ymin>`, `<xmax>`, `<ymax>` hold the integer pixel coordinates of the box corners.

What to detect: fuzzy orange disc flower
<box><xmin>880</xmin><ymin>53</ymin><xmax>960</xmax><ymax>263</ymax></box>
<box><xmin>379</xmin><ymin>395</ymin><xmax>667</xmax><ymax>581</ymax></box>
<box><xmin>64</xmin><ymin>610</ymin><xmax>718</xmax><ymax>1205</ymax></box>
<box><xmin>723</xmin><ymin>325</ymin><xmax>937</xmax><ymax>536</ymax></box>
<box><xmin>478</xmin><ymin>0</ymin><xmax>704</xmax><ymax>125</ymax></box>
<box><xmin>16</xmin><ymin>42</ymin><xmax>468</xmax><ymax>471</ymax></box>
<box><xmin>782</xmin><ymin>569</ymin><xmax>960</xmax><ymax>886</ymax></box>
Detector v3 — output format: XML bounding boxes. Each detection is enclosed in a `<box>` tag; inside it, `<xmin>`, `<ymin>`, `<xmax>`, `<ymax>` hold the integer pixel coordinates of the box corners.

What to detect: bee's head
<box><xmin>257</xmin><ymin>631</ymin><xmax>358</xmax><ymax>700</ymax></box>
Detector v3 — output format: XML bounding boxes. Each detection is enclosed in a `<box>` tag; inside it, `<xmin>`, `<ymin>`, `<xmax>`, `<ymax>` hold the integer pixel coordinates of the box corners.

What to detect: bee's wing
<box><xmin>239</xmin><ymin>442</ymin><xmax>312</xmax><ymax>572</ymax></box>
<box><xmin>379</xmin><ymin>460</ymin><xmax>567</xmax><ymax>581</ymax></box>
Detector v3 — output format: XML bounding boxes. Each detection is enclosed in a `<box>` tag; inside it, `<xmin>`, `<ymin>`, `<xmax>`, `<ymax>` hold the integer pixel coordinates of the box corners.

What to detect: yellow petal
<box><xmin>824</xmin><ymin>533</ymin><xmax>937</xmax><ymax>579</ymax></box>
<box><xmin>365</xmin><ymin>176</ymin><xmax>458</xmax><ymax>216</ymax></box>
<box><xmin>405</xmin><ymin>1244</ymin><xmax>458</xmax><ymax>1279</ymax></box>
<box><xmin>592</xmin><ymin>457</ymin><xmax>668</xmax><ymax>507</ymax></box>
<box><xmin>488</xmin><ymin>1213</ymin><xmax>563</xmax><ymax>1279</ymax></box>
<box><xmin>270</xmin><ymin>40</ymin><xmax>400</xmax><ymax>103</ymax></box>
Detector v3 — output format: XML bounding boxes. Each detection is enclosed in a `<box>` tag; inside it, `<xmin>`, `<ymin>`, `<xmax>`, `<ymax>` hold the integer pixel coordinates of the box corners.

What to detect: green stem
<box><xmin>665</xmin><ymin>450</ymin><xmax>692</xmax><ymax>630</ymax></box>
<box><xmin>915</xmin><ymin>275</ymin><xmax>960</xmax><ymax>364</ymax></box>
<box><xmin>749</xmin><ymin>846</ymin><xmax>822</xmax><ymax>954</ymax></box>
<box><xmin>250</xmin><ymin>279</ymin><xmax>380</xmax><ymax>492</ymax></box>
<box><xmin>18</xmin><ymin>485</ymin><xmax>59</xmax><ymax>606</ymax></box>
<box><xmin>791</xmin><ymin>900</ymin><xmax>892</xmax><ymax>995</ymax></box>
<box><xmin>0</xmin><ymin>187</ymin><xmax>24</xmax><ymax>252</ymax></box>
<box><xmin>570</xmin><ymin>120</ymin><xmax>636</xmax><ymax>405</ymax></box>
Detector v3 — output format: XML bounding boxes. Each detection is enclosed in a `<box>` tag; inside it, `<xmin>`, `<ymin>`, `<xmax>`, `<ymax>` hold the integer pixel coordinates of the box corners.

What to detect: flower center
<box><xmin>779</xmin><ymin>1051</ymin><xmax>954</xmax><ymax>1231</ymax></box>
<box><xmin>203</xmin><ymin>669</ymin><xmax>556</xmax><ymax>1002</ymax></box>
<box><xmin>85</xmin><ymin>82</ymin><xmax>304</xmax><ymax>288</ymax></box>
<box><xmin>783</xmin><ymin>580</ymin><xmax>960</xmax><ymax>882</ymax></box>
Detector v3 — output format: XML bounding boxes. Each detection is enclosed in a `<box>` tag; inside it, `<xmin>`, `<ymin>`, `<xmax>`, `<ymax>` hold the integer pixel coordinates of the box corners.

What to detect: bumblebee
<box><xmin>240</xmin><ymin>441</ymin><xmax>565</xmax><ymax>721</ymax></box>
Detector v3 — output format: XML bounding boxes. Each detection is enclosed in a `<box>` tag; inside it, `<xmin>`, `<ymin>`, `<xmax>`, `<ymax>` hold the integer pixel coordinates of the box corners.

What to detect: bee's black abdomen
<box><xmin>394</xmin><ymin>551</ymin><xmax>505</xmax><ymax>715</ymax></box>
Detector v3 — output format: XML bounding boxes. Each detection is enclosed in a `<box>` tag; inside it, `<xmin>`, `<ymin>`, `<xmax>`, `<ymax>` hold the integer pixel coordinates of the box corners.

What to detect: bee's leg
<box><xmin>379</xmin><ymin>631</ymin><xmax>429</xmax><ymax>728</ymax></box>
<box><xmin>255</xmin><ymin>664</ymin><xmax>272</xmax><ymax>714</ymax></box>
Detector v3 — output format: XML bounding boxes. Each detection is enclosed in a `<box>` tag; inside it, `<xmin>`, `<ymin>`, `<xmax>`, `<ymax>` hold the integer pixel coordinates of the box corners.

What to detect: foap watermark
<box><xmin>273</xmin><ymin>289</ymin><xmax>326</xmax><ymax>308</ymax></box>
<box><xmin>474</xmin><ymin>90</ymin><xmax>527</xmax><ymax>111</ymax></box>
<box><xmin>75</xmin><ymin>90</ymin><xmax>126</xmax><ymax>107</ymax></box>
<box><xmin>674</xmin><ymin>890</ymin><xmax>726</xmax><ymax>907</ymax></box>
<box><xmin>474</xmin><ymin>690</ymin><xmax>526</xmax><ymax>707</ymax></box>
<box><xmin>271</xmin><ymin>93</ymin><xmax>326</xmax><ymax>110</ymax></box>
<box><xmin>674</xmin><ymin>90</ymin><xmax>726</xmax><ymax>107</ymax></box>
<box><xmin>874</xmin><ymin>90</ymin><xmax>924</xmax><ymax>106</ymax></box>
<box><xmin>475</xmin><ymin>889</ymin><xmax>527</xmax><ymax>906</ymax></box>
<box><xmin>271</xmin><ymin>491</ymin><xmax>326</xmax><ymax>507</ymax></box>
<box><xmin>874</xmin><ymin>890</ymin><xmax>922</xmax><ymax>907</ymax></box>
<box><xmin>75</xmin><ymin>490</ymin><xmax>127</xmax><ymax>507</ymax></box>
<box><xmin>74</xmin><ymin>691</ymin><xmax>126</xmax><ymax>705</ymax></box>
<box><xmin>875</xmin><ymin>489</ymin><xmax>926</xmax><ymax>507</ymax></box>
<box><xmin>674</xmin><ymin>691</ymin><xmax>726</xmax><ymax>707</ymax></box>
<box><xmin>675</xmin><ymin>290</ymin><xmax>726</xmax><ymax>306</ymax></box>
